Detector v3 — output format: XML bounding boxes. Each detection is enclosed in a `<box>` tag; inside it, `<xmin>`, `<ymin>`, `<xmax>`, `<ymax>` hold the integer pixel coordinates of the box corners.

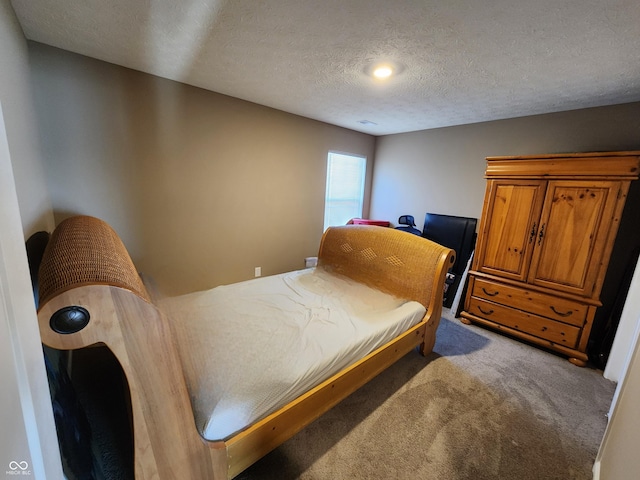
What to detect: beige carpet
<box><xmin>236</xmin><ymin>309</ymin><xmax>616</xmax><ymax>480</ymax></box>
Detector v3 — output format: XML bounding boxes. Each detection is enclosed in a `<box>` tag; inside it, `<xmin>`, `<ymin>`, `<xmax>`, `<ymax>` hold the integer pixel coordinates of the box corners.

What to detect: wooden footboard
<box><xmin>37</xmin><ymin>216</ymin><xmax>454</xmax><ymax>479</ymax></box>
<box><xmin>318</xmin><ymin>224</ymin><xmax>455</xmax><ymax>354</ymax></box>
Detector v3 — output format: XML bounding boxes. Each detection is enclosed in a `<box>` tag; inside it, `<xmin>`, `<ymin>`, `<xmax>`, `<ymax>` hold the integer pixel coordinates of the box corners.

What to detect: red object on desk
<box><xmin>348</xmin><ymin>218</ymin><xmax>390</xmax><ymax>227</ymax></box>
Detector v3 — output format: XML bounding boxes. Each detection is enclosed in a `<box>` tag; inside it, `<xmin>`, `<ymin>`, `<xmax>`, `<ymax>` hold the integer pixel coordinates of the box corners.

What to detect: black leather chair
<box><xmin>421</xmin><ymin>213</ymin><xmax>477</xmax><ymax>308</ymax></box>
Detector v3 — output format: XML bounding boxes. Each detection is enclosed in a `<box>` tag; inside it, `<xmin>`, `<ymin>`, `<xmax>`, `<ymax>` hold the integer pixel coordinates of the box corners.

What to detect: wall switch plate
<box><xmin>254</xmin><ymin>267</ymin><xmax>261</xmax><ymax>277</ymax></box>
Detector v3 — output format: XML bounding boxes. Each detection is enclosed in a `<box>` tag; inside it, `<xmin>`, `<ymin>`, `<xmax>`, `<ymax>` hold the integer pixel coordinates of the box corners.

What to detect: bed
<box><xmin>36</xmin><ymin>215</ymin><xmax>455</xmax><ymax>479</ymax></box>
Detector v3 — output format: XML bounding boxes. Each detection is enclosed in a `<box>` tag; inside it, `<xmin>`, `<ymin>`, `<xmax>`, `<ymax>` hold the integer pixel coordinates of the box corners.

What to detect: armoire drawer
<box><xmin>467</xmin><ymin>297</ymin><xmax>580</xmax><ymax>348</ymax></box>
<box><xmin>471</xmin><ymin>277</ymin><xmax>588</xmax><ymax>327</ymax></box>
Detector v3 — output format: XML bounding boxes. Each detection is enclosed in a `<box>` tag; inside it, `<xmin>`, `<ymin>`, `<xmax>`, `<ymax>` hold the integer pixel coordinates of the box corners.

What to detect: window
<box><xmin>323</xmin><ymin>152</ymin><xmax>366</xmax><ymax>231</ymax></box>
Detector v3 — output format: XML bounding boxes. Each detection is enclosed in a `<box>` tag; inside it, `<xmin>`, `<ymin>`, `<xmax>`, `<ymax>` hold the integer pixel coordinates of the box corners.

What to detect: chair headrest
<box><xmin>398</xmin><ymin>215</ymin><xmax>416</xmax><ymax>226</ymax></box>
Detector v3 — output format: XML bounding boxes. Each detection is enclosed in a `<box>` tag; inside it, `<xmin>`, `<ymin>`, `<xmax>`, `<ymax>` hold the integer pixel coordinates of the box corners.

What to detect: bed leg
<box><xmin>420</xmin><ymin>338</ymin><xmax>434</xmax><ymax>356</ymax></box>
<box><xmin>420</xmin><ymin>307</ymin><xmax>443</xmax><ymax>356</ymax></box>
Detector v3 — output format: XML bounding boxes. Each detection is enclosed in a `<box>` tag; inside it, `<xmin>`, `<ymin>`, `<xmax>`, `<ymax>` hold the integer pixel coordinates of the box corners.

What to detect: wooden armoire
<box><xmin>460</xmin><ymin>151</ymin><xmax>640</xmax><ymax>366</ymax></box>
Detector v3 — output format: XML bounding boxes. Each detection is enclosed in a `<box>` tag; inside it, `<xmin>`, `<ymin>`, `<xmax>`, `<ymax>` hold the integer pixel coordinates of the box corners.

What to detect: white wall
<box><xmin>0</xmin><ymin>104</ymin><xmax>62</xmax><ymax>478</ymax></box>
<box><xmin>604</xmin><ymin>256</ymin><xmax>640</xmax><ymax>382</ymax></box>
<box><xmin>594</xmin><ymin>294</ymin><xmax>640</xmax><ymax>479</ymax></box>
<box><xmin>595</xmin><ymin>250</ymin><xmax>640</xmax><ymax>479</ymax></box>
<box><xmin>1</xmin><ymin>3</ymin><xmax>61</xmax><ymax>477</ymax></box>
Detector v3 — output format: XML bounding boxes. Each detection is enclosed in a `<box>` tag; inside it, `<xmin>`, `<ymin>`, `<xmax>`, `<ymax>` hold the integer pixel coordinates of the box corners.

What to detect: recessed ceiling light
<box><xmin>364</xmin><ymin>61</ymin><xmax>404</xmax><ymax>80</ymax></box>
<box><xmin>372</xmin><ymin>65</ymin><xmax>393</xmax><ymax>79</ymax></box>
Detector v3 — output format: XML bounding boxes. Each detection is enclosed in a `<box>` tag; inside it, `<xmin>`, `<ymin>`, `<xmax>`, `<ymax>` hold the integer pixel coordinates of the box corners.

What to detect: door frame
<box><xmin>0</xmin><ymin>103</ymin><xmax>63</xmax><ymax>478</ymax></box>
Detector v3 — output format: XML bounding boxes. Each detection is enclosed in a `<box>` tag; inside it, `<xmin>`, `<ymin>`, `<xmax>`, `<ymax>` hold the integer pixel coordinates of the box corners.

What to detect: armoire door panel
<box><xmin>529</xmin><ymin>181</ymin><xmax>619</xmax><ymax>296</ymax></box>
<box><xmin>477</xmin><ymin>180</ymin><xmax>545</xmax><ymax>282</ymax></box>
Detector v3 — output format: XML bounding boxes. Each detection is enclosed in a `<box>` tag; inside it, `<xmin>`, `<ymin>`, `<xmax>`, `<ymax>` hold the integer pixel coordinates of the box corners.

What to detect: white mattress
<box><xmin>159</xmin><ymin>267</ymin><xmax>426</xmax><ymax>441</ymax></box>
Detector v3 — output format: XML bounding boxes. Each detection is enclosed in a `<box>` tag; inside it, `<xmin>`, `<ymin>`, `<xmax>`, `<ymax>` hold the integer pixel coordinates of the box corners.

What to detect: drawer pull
<box><xmin>478</xmin><ymin>306</ymin><xmax>494</xmax><ymax>315</ymax></box>
<box><xmin>481</xmin><ymin>287</ymin><xmax>499</xmax><ymax>297</ymax></box>
<box><xmin>550</xmin><ymin>306</ymin><xmax>573</xmax><ymax>317</ymax></box>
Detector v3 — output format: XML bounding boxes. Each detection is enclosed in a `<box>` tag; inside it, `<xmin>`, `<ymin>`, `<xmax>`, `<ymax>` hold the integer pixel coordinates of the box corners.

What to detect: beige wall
<box><xmin>0</xmin><ymin>5</ymin><xmax>53</xmax><ymax>235</ymax></box>
<box><xmin>29</xmin><ymin>43</ymin><xmax>376</xmax><ymax>296</ymax></box>
<box><xmin>370</xmin><ymin>102</ymin><xmax>640</xmax><ymax>363</ymax></box>
<box><xmin>370</xmin><ymin>103</ymin><xmax>640</xmax><ymax>226</ymax></box>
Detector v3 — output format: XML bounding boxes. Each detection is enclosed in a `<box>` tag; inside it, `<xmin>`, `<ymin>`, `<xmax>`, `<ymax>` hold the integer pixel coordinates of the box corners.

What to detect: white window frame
<box><xmin>323</xmin><ymin>152</ymin><xmax>367</xmax><ymax>231</ymax></box>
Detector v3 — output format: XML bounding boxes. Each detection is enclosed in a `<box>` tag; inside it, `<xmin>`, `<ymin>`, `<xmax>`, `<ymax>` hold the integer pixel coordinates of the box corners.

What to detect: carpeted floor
<box><xmin>236</xmin><ymin>308</ymin><xmax>616</xmax><ymax>480</ymax></box>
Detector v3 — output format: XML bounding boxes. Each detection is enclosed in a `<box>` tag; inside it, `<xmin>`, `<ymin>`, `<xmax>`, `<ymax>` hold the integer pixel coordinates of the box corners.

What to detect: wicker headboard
<box><xmin>38</xmin><ymin>215</ymin><xmax>150</xmax><ymax>306</ymax></box>
<box><xmin>318</xmin><ymin>225</ymin><xmax>455</xmax><ymax>310</ymax></box>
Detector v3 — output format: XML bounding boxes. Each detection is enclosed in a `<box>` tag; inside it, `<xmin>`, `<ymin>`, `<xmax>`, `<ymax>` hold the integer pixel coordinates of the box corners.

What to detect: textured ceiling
<box><xmin>10</xmin><ymin>0</ymin><xmax>640</xmax><ymax>135</ymax></box>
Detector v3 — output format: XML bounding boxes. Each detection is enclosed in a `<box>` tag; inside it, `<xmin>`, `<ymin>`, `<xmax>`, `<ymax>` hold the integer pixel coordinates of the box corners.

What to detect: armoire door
<box><xmin>528</xmin><ymin>180</ymin><xmax>622</xmax><ymax>297</ymax></box>
<box><xmin>475</xmin><ymin>179</ymin><xmax>546</xmax><ymax>282</ymax></box>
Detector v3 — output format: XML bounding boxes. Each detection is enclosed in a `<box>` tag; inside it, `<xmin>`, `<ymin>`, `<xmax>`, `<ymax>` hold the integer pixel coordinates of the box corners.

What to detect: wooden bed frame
<box><xmin>36</xmin><ymin>215</ymin><xmax>455</xmax><ymax>479</ymax></box>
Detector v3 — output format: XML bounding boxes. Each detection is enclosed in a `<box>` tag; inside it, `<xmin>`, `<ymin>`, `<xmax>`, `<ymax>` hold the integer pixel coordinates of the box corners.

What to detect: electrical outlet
<box><xmin>254</xmin><ymin>267</ymin><xmax>261</xmax><ymax>277</ymax></box>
